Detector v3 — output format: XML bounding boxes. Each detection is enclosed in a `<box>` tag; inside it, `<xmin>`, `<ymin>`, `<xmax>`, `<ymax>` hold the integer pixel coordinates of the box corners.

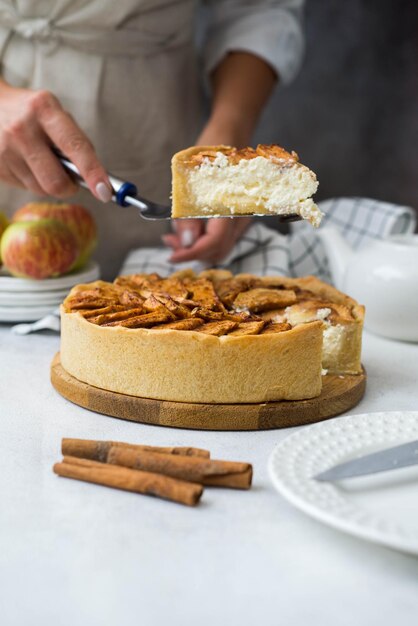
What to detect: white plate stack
<box><xmin>0</xmin><ymin>261</ymin><xmax>100</xmax><ymax>322</ymax></box>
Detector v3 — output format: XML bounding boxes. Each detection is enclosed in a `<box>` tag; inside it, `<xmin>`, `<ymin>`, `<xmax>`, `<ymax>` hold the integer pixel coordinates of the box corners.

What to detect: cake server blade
<box><xmin>56</xmin><ymin>151</ymin><xmax>302</xmax><ymax>222</ymax></box>
<box><xmin>315</xmin><ymin>439</ymin><xmax>418</xmax><ymax>482</ymax></box>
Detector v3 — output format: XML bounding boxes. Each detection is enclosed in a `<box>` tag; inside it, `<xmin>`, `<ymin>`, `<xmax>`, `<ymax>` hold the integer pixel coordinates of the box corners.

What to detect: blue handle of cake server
<box><xmin>113</xmin><ymin>181</ymin><xmax>138</xmax><ymax>207</ymax></box>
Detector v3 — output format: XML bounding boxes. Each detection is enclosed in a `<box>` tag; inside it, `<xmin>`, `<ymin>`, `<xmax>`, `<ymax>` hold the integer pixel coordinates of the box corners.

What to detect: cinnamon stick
<box><xmin>104</xmin><ymin>445</ymin><xmax>252</xmax><ymax>489</ymax></box>
<box><xmin>62</xmin><ymin>438</ymin><xmax>210</xmax><ymax>461</ymax></box>
<box><xmin>53</xmin><ymin>456</ymin><xmax>203</xmax><ymax>506</ymax></box>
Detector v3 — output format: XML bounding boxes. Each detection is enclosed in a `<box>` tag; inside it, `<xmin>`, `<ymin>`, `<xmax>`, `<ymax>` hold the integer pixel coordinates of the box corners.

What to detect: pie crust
<box><xmin>60</xmin><ymin>271</ymin><xmax>364</xmax><ymax>404</ymax></box>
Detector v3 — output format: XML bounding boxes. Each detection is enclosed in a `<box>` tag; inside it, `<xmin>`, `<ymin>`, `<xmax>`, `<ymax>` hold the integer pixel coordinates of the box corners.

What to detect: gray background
<box><xmin>255</xmin><ymin>0</ymin><xmax>418</xmax><ymax>218</ymax></box>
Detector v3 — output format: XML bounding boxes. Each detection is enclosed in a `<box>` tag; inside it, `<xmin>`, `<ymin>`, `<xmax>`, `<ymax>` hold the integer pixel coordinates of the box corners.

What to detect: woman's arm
<box><xmin>202</xmin><ymin>51</ymin><xmax>277</xmax><ymax>148</ymax></box>
<box><xmin>164</xmin><ymin>51</ymin><xmax>277</xmax><ymax>263</ymax></box>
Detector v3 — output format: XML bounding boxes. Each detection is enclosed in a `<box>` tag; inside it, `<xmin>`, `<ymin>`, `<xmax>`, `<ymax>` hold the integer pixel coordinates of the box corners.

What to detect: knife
<box><xmin>314</xmin><ymin>439</ymin><xmax>418</xmax><ymax>482</ymax></box>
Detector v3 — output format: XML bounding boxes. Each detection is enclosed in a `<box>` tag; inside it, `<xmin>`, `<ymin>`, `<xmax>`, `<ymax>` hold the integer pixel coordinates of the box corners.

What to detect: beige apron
<box><xmin>0</xmin><ymin>0</ymin><xmax>202</xmax><ymax>278</ymax></box>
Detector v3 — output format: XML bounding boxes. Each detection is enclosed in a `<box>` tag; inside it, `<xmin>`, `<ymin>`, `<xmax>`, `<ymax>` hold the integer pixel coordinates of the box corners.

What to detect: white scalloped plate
<box><xmin>0</xmin><ymin>288</ymin><xmax>70</xmax><ymax>305</ymax></box>
<box><xmin>269</xmin><ymin>411</ymin><xmax>418</xmax><ymax>555</ymax></box>
<box><xmin>0</xmin><ymin>304</ymin><xmax>60</xmax><ymax>322</ymax></box>
<box><xmin>0</xmin><ymin>261</ymin><xmax>99</xmax><ymax>292</ymax></box>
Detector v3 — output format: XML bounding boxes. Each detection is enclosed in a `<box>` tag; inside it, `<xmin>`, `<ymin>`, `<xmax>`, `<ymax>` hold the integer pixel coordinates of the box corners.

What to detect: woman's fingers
<box><xmin>0</xmin><ymin>159</ymin><xmax>27</xmax><ymax>190</ymax></box>
<box><xmin>169</xmin><ymin>218</ymin><xmax>234</xmax><ymax>263</ymax></box>
<box><xmin>163</xmin><ymin>219</ymin><xmax>205</xmax><ymax>252</ymax></box>
<box><xmin>174</xmin><ymin>219</ymin><xmax>205</xmax><ymax>247</ymax></box>
<box><xmin>0</xmin><ymin>86</ymin><xmax>111</xmax><ymax>200</ymax></box>
<box><xmin>0</xmin><ymin>89</ymin><xmax>78</xmax><ymax>197</ymax></box>
<box><xmin>169</xmin><ymin>217</ymin><xmax>252</xmax><ymax>264</ymax></box>
<box><xmin>5</xmin><ymin>150</ymin><xmax>46</xmax><ymax>195</ymax></box>
<box><xmin>169</xmin><ymin>232</ymin><xmax>220</xmax><ymax>263</ymax></box>
<box><xmin>228</xmin><ymin>216</ymin><xmax>253</xmax><ymax>241</ymax></box>
<box><xmin>162</xmin><ymin>233</ymin><xmax>181</xmax><ymax>249</ymax></box>
<box><xmin>31</xmin><ymin>90</ymin><xmax>112</xmax><ymax>201</ymax></box>
<box><xmin>13</xmin><ymin>127</ymin><xmax>79</xmax><ymax>198</ymax></box>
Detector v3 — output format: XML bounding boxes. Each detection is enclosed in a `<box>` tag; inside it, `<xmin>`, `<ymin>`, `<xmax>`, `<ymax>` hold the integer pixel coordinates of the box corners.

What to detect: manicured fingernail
<box><xmin>96</xmin><ymin>181</ymin><xmax>112</xmax><ymax>203</ymax></box>
<box><xmin>181</xmin><ymin>229</ymin><xmax>195</xmax><ymax>248</ymax></box>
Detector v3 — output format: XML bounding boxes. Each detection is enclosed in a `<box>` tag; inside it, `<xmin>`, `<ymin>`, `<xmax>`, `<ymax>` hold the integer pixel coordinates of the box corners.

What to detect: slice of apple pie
<box><xmin>60</xmin><ymin>270</ymin><xmax>364</xmax><ymax>405</ymax></box>
<box><xmin>171</xmin><ymin>144</ymin><xmax>322</xmax><ymax>226</ymax></box>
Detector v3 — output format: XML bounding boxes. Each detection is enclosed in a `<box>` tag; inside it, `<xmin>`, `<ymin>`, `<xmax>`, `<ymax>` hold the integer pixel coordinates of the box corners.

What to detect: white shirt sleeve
<box><xmin>202</xmin><ymin>0</ymin><xmax>305</xmax><ymax>84</ymax></box>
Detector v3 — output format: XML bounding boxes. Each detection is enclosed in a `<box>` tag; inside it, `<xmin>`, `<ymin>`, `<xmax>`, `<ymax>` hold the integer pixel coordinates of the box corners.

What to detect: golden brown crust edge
<box><xmin>60</xmin><ymin>307</ymin><xmax>323</xmax><ymax>404</ymax></box>
<box><xmin>171</xmin><ymin>147</ymin><xmax>226</xmax><ymax>218</ymax></box>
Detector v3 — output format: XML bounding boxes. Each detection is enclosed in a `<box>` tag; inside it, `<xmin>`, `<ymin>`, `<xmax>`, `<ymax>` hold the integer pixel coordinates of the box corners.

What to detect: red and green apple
<box><xmin>13</xmin><ymin>202</ymin><xmax>97</xmax><ymax>270</ymax></box>
<box><xmin>1</xmin><ymin>219</ymin><xmax>79</xmax><ymax>279</ymax></box>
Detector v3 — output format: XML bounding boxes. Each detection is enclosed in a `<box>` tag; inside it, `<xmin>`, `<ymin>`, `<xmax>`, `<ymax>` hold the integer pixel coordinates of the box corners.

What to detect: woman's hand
<box><xmin>0</xmin><ymin>80</ymin><xmax>112</xmax><ymax>201</ymax></box>
<box><xmin>164</xmin><ymin>115</ymin><xmax>254</xmax><ymax>265</ymax></box>
<box><xmin>164</xmin><ymin>128</ymin><xmax>253</xmax><ymax>262</ymax></box>
<box><xmin>163</xmin><ymin>216</ymin><xmax>252</xmax><ymax>264</ymax></box>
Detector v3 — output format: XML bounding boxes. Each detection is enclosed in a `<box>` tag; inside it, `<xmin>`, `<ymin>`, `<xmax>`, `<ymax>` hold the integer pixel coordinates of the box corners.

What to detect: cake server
<box><xmin>57</xmin><ymin>152</ymin><xmax>171</xmax><ymax>220</ymax></box>
<box><xmin>315</xmin><ymin>439</ymin><xmax>418</xmax><ymax>482</ymax></box>
<box><xmin>56</xmin><ymin>152</ymin><xmax>301</xmax><ymax>222</ymax></box>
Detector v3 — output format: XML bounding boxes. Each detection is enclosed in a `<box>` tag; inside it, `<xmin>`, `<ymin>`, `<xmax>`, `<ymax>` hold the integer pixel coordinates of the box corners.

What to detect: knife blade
<box><xmin>315</xmin><ymin>439</ymin><xmax>418</xmax><ymax>482</ymax></box>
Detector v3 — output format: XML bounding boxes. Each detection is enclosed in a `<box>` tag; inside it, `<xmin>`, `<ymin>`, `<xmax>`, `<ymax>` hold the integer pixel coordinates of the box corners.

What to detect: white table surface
<box><xmin>0</xmin><ymin>324</ymin><xmax>417</xmax><ymax>626</ymax></box>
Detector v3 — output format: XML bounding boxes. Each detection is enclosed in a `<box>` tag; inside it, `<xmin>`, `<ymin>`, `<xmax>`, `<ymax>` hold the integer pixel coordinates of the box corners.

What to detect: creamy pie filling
<box><xmin>171</xmin><ymin>145</ymin><xmax>323</xmax><ymax>226</ymax></box>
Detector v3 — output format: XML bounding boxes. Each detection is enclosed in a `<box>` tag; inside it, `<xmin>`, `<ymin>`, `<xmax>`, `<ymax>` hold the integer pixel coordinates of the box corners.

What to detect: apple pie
<box><xmin>171</xmin><ymin>144</ymin><xmax>322</xmax><ymax>226</ymax></box>
<box><xmin>60</xmin><ymin>270</ymin><xmax>364</xmax><ymax>404</ymax></box>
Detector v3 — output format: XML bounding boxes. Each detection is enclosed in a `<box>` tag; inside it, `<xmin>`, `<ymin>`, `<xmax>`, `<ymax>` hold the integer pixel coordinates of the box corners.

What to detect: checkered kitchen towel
<box><xmin>11</xmin><ymin>196</ymin><xmax>415</xmax><ymax>334</ymax></box>
<box><xmin>120</xmin><ymin>197</ymin><xmax>416</xmax><ymax>283</ymax></box>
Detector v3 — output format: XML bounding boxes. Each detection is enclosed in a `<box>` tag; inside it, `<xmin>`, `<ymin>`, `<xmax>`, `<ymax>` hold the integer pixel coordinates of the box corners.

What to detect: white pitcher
<box><xmin>318</xmin><ymin>227</ymin><xmax>418</xmax><ymax>342</ymax></box>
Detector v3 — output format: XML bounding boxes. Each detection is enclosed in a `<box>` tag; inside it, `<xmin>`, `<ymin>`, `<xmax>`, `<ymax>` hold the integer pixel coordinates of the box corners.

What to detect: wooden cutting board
<box><xmin>51</xmin><ymin>353</ymin><xmax>366</xmax><ymax>431</ymax></box>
